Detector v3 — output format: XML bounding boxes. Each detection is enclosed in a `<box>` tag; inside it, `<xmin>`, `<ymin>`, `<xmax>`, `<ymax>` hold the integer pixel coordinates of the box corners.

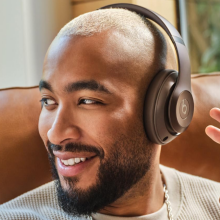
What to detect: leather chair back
<box><xmin>0</xmin><ymin>73</ymin><xmax>219</xmax><ymax>204</ymax></box>
<box><xmin>161</xmin><ymin>73</ymin><xmax>220</xmax><ymax>180</ymax></box>
<box><xmin>0</xmin><ymin>87</ymin><xmax>51</xmax><ymax>204</ymax></box>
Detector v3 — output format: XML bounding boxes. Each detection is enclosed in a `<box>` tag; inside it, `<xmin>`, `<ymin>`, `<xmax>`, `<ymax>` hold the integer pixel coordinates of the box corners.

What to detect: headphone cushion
<box><xmin>144</xmin><ymin>69</ymin><xmax>178</xmax><ymax>144</ymax></box>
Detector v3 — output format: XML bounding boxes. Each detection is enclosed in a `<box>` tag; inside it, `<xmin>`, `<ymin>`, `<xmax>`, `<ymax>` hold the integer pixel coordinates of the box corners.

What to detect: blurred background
<box><xmin>0</xmin><ymin>0</ymin><xmax>219</xmax><ymax>89</ymax></box>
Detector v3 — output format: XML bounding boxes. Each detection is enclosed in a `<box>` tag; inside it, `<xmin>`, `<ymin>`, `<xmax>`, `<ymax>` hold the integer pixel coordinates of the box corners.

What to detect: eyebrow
<box><xmin>39</xmin><ymin>80</ymin><xmax>53</xmax><ymax>92</ymax></box>
<box><xmin>39</xmin><ymin>79</ymin><xmax>111</xmax><ymax>94</ymax></box>
<box><xmin>65</xmin><ymin>80</ymin><xmax>111</xmax><ymax>94</ymax></box>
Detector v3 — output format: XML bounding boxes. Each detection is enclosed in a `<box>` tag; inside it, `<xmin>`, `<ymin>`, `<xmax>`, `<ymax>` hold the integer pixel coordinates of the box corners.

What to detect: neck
<box><xmin>98</xmin><ymin>148</ymin><xmax>164</xmax><ymax>217</ymax></box>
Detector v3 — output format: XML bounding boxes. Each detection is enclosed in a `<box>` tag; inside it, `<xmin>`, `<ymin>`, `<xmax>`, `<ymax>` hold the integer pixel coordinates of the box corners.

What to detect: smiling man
<box><xmin>0</xmin><ymin>7</ymin><xmax>220</xmax><ymax>220</ymax></box>
<box><xmin>39</xmin><ymin>8</ymin><xmax>162</xmax><ymax>217</ymax></box>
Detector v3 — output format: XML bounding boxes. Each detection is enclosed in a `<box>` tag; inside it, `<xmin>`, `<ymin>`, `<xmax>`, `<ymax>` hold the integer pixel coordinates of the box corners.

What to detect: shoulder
<box><xmin>0</xmin><ymin>181</ymin><xmax>84</xmax><ymax>220</ymax></box>
<box><xmin>172</xmin><ymin>166</ymin><xmax>220</xmax><ymax>196</ymax></box>
<box><xmin>0</xmin><ymin>181</ymin><xmax>57</xmax><ymax>209</ymax></box>
<box><xmin>160</xmin><ymin>165</ymin><xmax>220</xmax><ymax>220</ymax></box>
<box><xmin>161</xmin><ymin>164</ymin><xmax>220</xmax><ymax>191</ymax></box>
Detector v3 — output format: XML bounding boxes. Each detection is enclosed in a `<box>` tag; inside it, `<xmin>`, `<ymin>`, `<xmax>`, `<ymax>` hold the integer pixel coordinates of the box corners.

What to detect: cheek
<box><xmin>81</xmin><ymin>106</ymin><xmax>142</xmax><ymax>148</ymax></box>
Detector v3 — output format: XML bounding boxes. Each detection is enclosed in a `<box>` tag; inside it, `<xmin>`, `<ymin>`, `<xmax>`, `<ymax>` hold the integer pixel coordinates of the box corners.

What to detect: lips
<box><xmin>54</xmin><ymin>151</ymin><xmax>98</xmax><ymax>177</ymax></box>
<box><xmin>53</xmin><ymin>151</ymin><xmax>97</xmax><ymax>160</ymax></box>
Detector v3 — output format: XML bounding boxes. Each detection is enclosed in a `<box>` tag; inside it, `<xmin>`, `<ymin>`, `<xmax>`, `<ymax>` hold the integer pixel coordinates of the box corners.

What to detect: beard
<box><xmin>48</xmin><ymin>129</ymin><xmax>153</xmax><ymax>218</ymax></box>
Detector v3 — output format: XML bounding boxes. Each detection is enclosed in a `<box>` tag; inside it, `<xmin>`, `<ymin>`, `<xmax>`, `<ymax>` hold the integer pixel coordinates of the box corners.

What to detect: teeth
<box><xmin>75</xmin><ymin>158</ymin><xmax>81</xmax><ymax>164</ymax></box>
<box><xmin>61</xmin><ymin>157</ymin><xmax>87</xmax><ymax>166</ymax></box>
<box><xmin>68</xmin><ymin>158</ymin><xmax>75</xmax><ymax>166</ymax></box>
<box><xmin>63</xmin><ymin>160</ymin><xmax>69</xmax><ymax>166</ymax></box>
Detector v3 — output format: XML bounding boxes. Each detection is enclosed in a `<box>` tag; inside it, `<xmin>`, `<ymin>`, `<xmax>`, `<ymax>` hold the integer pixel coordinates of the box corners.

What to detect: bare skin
<box><xmin>39</xmin><ymin>30</ymin><xmax>166</xmax><ymax>217</ymax></box>
<box><xmin>206</xmin><ymin>108</ymin><xmax>220</xmax><ymax>144</ymax></box>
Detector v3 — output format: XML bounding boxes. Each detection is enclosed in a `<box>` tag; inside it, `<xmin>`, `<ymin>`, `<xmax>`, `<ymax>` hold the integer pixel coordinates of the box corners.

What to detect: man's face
<box><xmin>39</xmin><ymin>31</ymin><xmax>153</xmax><ymax>216</ymax></box>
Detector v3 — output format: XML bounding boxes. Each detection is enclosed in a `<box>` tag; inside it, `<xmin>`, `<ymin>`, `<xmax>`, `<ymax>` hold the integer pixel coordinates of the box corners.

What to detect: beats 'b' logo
<box><xmin>182</xmin><ymin>99</ymin><xmax>187</xmax><ymax>114</ymax></box>
<box><xmin>180</xmin><ymin>99</ymin><xmax>189</xmax><ymax>119</ymax></box>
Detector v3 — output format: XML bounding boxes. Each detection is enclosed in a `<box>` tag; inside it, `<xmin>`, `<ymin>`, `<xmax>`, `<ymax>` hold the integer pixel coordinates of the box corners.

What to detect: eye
<box><xmin>40</xmin><ymin>98</ymin><xmax>56</xmax><ymax>107</ymax></box>
<box><xmin>78</xmin><ymin>98</ymin><xmax>103</xmax><ymax>105</ymax></box>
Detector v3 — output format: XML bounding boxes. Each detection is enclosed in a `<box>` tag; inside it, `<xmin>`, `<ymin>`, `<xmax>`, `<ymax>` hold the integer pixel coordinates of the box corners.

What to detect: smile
<box><xmin>61</xmin><ymin>157</ymin><xmax>91</xmax><ymax>166</ymax></box>
<box><xmin>54</xmin><ymin>152</ymin><xmax>98</xmax><ymax>177</ymax></box>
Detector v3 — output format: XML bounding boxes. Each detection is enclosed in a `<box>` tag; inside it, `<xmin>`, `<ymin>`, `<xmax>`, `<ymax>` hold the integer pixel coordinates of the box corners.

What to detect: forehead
<box><xmin>42</xmin><ymin>31</ymin><xmax>144</xmax><ymax>91</ymax></box>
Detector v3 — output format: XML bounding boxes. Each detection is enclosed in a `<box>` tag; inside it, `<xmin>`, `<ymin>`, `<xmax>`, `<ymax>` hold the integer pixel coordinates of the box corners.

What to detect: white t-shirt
<box><xmin>92</xmin><ymin>203</ymin><xmax>168</xmax><ymax>220</ymax></box>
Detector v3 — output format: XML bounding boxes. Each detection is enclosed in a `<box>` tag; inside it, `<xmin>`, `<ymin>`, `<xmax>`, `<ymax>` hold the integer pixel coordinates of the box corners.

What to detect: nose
<box><xmin>47</xmin><ymin>107</ymin><xmax>81</xmax><ymax>145</ymax></box>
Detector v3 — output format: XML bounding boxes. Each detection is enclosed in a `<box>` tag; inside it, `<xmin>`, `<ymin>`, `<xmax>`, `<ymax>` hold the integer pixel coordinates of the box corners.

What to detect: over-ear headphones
<box><xmin>100</xmin><ymin>3</ymin><xmax>194</xmax><ymax>145</ymax></box>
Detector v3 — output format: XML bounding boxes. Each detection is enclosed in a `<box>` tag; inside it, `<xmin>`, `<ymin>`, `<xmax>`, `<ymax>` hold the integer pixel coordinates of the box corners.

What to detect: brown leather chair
<box><xmin>0</xmin><ymin>73</ymin><xmax>220</xmax><ymax>204</ymax></box>
<box><xmin>161</xmin><ymin>73</ymin><xmax>220</xmax><ymax>180</ymax></box>
<box><xmin>0</xmin><ymin>87</ymin><xmax>51</xmax><ymax>204</ymax></box>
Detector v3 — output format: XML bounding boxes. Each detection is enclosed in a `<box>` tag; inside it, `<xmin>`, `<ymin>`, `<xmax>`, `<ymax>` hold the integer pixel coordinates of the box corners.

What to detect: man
<box><xmin>0</xmin><ymin>7</ymin><xmax>220</xmax><ymax>220</ymax></box>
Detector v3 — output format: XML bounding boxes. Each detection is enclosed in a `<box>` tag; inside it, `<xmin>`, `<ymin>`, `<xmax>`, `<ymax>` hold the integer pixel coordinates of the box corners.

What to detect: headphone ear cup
<box><xmin>144</xmin><ymin>69</ymin><xmax>178</xmax><ymax>145</ymax></box>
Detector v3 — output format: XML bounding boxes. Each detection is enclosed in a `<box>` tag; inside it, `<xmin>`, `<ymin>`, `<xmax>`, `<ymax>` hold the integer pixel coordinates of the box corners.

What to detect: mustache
<box><xmin>47</xmin><ymin>141</ymin><xmax>104</xmax><ymax>159</ymax></box>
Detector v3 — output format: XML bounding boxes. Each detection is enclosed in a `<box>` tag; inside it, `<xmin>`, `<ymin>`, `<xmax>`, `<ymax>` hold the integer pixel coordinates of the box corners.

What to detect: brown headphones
<box><xmin>100</xmin><ymin>3</ymin><xmax>194</xmax><ymax>145</ymax></box>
